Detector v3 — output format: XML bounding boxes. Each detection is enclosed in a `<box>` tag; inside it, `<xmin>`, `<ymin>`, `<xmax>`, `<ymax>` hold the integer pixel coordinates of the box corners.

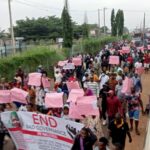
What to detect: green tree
<box><xmin>123</xmin><ymin>27</ymin><xmax>129</xmax><ymax>34</ymax></box>
<box><xmin>111</xmin><ymin>9</ymin><xmax>117</xmax><ymax>36</ymax></box>
<box><xmin>100</xmin><ymin>26</ymin><xmax>109</xmax><ymax>34</ymax></box>
<box><xmin>119</xmin><ymin>10</ymin><xmax>124</xmax><ymax>36</ymax></box>
<box><xmin>61</xmin><ymin>7</ymin><xmax>73</xmax><ymax>48</ymax></box>
<box><xmin>14</xmin><ymin>16</ymin><xmax>63</xmax><ymax>41</ymax></box>
<box><xmin>82</xmin><ymin>23</ymin><xmax>89</xmax><ymax>38</ymax></box>
<box><xmin>116</xmin><ymin>9</ymin><xmax>124</xmax><ymax>36</ymax></box>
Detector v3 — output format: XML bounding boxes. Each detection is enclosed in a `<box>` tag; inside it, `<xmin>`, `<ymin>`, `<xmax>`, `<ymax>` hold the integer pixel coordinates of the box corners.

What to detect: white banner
<box><xmin>1</xmin><ymin>111</ymin><xmax>84</xmax><ymax>150</ymax></box>
<box><xmin>63</xmin><ymin>63</ymin><xmax>75</xmax><ymax>70</ymax></box>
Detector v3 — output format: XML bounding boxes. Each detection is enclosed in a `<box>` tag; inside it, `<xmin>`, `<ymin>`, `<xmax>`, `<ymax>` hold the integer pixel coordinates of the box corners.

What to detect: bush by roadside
<box><xmin>81</xmin><ymin>36</ymin><xmax>119</xmax><ymax>54</ymax></box>
<box><xmin>0</xmin><ymin>46</ymin><xmax>65</xmax><ymax>81</ymax></box>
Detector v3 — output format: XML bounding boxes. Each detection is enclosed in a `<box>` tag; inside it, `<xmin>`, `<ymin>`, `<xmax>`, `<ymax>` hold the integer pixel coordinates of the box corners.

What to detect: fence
<box><xmin>0</xmin><ymin>42</ymin><xmax>32</xmax><ymax>58</ymax></box>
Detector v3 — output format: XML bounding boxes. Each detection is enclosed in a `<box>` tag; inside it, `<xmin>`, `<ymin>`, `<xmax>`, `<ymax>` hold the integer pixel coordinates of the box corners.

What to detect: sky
<box><xmin>1</xmin><ymin>0</ymin><xmax>150</xmax><ymax>31</ymax></box>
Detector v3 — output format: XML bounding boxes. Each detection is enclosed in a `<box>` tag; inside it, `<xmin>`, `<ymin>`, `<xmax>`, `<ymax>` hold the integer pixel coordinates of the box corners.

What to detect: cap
<box><xmin>63</xmin><ymin>104</ymin><xmax>69</xmax><ymax>109</ymax></box>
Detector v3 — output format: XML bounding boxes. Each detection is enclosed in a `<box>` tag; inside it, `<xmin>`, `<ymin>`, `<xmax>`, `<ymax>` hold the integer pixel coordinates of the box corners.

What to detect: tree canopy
<box><xmin>61</xmin><ymin>7</ymin><xmax>73</xmax><ymax>48</ymax></box>
<box><xmin>111</xmin><ymin>9</ymin><xmax>124</xmax><ymax>36</ymax></box>
<box><xmin>14</xmin><ymin>16</ymin><xmax>63</xmax><ymax>41</ymax></box>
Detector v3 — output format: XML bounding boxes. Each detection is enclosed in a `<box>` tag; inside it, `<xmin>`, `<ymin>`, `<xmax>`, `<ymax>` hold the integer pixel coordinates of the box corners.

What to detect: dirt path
<box><xmin>125</xmin><ymin>73</ymin><xmax>149</xmax><ymax>150</ymax></box>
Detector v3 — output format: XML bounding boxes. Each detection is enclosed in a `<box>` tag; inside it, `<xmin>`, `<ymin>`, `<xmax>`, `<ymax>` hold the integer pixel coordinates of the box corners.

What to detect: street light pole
<box><xmin>8</xmin><ymin>0</ymin><xmax>16</xmax><ymax>54</ymax></box>
<box><xmin>98</xmin><ymin>9</ymin><xmax>101</xmax><ymax>36</ymax></box>
<box><xmin>103</xmin><ymin>7</ymin><xmax>106</xmax><ymax>35</ymax></box>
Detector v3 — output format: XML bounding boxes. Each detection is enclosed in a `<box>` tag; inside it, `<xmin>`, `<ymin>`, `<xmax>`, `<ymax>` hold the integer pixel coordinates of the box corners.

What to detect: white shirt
<box><xmin>55</xmin><ymin>73</ymin><xmax>63</xmax><ymax>84</ymax></box>
<box><xmin>117</xmin><ymin>67</ymin><xmax>123</xmax><ymax>73</ymax></box>
<box><xmin>135</xmin><ymin>62</ymin><xmax>142</xmax><ymax>68</ymax></box>
<box><xmin>36</xmin><ymin>89</ymin><xmax>45</xmax><ymax>106</ymax></box>
<box><xmin>99</xmin><ymin>74</ymin><xmax>109</xmax><ymax>89</ymax></box>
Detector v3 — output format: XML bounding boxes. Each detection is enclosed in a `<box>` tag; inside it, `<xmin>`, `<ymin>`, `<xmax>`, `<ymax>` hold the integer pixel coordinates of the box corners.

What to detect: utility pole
<box><xmin>8</xmin><ymin>0</ymin><xmax>16</xmax><ymax>54</ymax></box>
<box><xmin>98</xmin><ymin>9</ymin><xmax>101</xmax><ymax>36</ymax></box>
<box><xmin>103</xmin><ymin>7</ymin><xmax>106</xmax><ymax>35</ymax></box>
<box><xmin>143</xmin><ymin>13</ymin><xmax>145</xmax><ymax>45</ymax></box>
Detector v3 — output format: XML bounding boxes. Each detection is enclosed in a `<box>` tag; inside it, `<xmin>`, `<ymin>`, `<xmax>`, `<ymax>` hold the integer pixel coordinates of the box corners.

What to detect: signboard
<box><xmin>72</xmin><ymin>58</ymin><xmax>82</xmax><ymax>66</ymax></box>
<box><xmin>28</xmin><ymin>73</ymin><xmax>42</xmax><ymax>87</ymax></box>
<box><xmin>69</xmin><ymin>96</ymin><xmax>99</xmax><ymax>119</ymax></box>
<box><xmin>45</xmin><ymin>92</ymin><xmax>64</xmax><ymax>108</ymax></box>
<box><xmin>109</xmin><ymin>56</ymin><xmax>120</xmax><ymax>65</ymax></box>
<box><xmin>66</xmin><ymin>81</ymin><xmax>80</xmax><ymax>91</ymax></box>
<box><xmin>1</xmin><ymin>111</ymin><xmax>84</xmax><ymax>150</ymax></box>
<box><xmin>0</xmin><ymin>90</ymin><xmax>11</xmax><ymax>104</ymax></box>
<box><xmin>10</xmin><ymin>88</ymin><xmax>28</xmax><ymax>104</ymax></box>
<box><xmin>67</xmin><ymin>89</ymin><xmax>84</xmax><ymax>102</ymax></box>
<box><xmin>63</xmin><ymin>63</ymin><xmax>75</xmax><ymax>70</ymax></box>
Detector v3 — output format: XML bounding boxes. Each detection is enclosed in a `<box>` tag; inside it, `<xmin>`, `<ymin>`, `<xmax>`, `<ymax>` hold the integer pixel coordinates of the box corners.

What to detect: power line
<box><xmin>15</xmin><ymin>0</ymin><xmax>97</xmax><ymax>13</ymax></box>
<box><xmin>15</xmin><ymin>0</ymin><xmax>51</xmax><ymax>12</ymax></box>
<box><xmin>13</xmin><ymin>0</ymin><xmax>150</xmax><ymax>14</ymax></box>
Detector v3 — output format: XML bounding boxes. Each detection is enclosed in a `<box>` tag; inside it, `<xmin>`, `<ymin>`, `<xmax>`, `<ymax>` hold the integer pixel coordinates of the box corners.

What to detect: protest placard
<box><xmin>66</xmin><ymin>81</ymin><xmax>80</xmax><ymax>91</ymax></box>
<box><xmin>63</xmin><ymin>63</ymin><xmax>75</xmax><ymax>70</ymax></box>
<box><xmin>121</xmin><ymin>77</ymin><xmax>133</xmax><ymax>94</ymax></box>
<box><xmin>122</xmin><ymin>47</ymin><xmax>130</xmax><ymax>53</ymax></box>
<box><xmin>1</xmin><ymin>111</ymin><xmax>84</xmax><ymax>150</ymax></box>
<box><xmin>45</xmin><ymin>92</ymin><xmax>63</xmax><ymax>108</ymax></box>
<box><xmin>69</xmin><ymin>96</ymin><xmax>99</xmax><ymax>118</ymax></box>
<box><xmin>28</xmin><ymin>73</ymin><xmax>42</xmax><ymax>86</ymax></box>
<box><xmin>11</xmin><ymin>88</ymin><xmax>28</xmax><ymax>104</ymax></box>
<box><xmin>72</xmin><ymin>57</ymin><xmax>82</xmax><ymax>66</ymax></box>
<box><xmin>0</xmin><ymin>90</ymin><xmax>11</xmax><ymax>104</ymax></box>
<box><xmin>76</xmin><ymin>96</ymin><xmax>99</xmax><ymax>116</ymax></box>
<box><xmin>67</xmin><ymin>89</ymin><xmax>84</xmax><ymax>102</ymax></box>
<box><xmin>58</xmin><ymin>60</ymin><xmax>68</xmax><ymax>67</ymax></box>
<box><xmin>109</xmin><ymin>56</ymin><xmax>120</xmax><ymax>65</ymax></box>
<box><xmin>41</xmin><ymin>77</ymin><xmax>50</xmax><ymax>88</ymax></box>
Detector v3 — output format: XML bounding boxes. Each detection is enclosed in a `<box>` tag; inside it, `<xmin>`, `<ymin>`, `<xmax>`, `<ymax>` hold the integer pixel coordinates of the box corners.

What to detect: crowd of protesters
<box><xmin>0</xmin><ymin>40</ymin><xmax>150</xmax><ymax>150</ymax></box>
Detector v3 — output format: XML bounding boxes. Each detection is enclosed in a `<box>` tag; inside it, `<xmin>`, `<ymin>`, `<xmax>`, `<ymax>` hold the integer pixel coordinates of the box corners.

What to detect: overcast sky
<box><xmin>1</xmin><ymin>0</ymin><xmax>150</xmax><ymax>31</ymax></box>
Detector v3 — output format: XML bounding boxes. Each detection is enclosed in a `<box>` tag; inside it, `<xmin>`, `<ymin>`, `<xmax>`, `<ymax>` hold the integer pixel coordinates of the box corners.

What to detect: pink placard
<box><xmin>42</xmin><ymin>77</ymin><xmax>50</xmax><ymax>88</ymax></box>
<box><xmin>121</xmin><ymin>77</ymin><xmax>133</xmax><ymax>94</ymax></box>
<box><xmin>137</xmin><ymin>46</ymin><xmax>144</xmax><ymax>51</ymax></box>
<box><xmin>45</xmin><ymin>92</ymin><xmax>63</xmax><ymax>108</ymax></box>
<box><xmin>72</xmin><ymin>57</ymin><xmax>82</xmax><ymax>66</ymax></box>
<box><xmin>148</xmin><ymin>45</ymin><xmax>150</xmax><ymax>50</ymax></box>
<box><xmin>69</xmin><ymin>102</ymin><xmax>83</xmax><ymax>119</ymax></box>
<box><xmin>0</xmin><ymin>90</ymin><xmax>11</xmax><ymax>104</ymax></box>
<box><xmin>11</xmin><ymin>88</ymin><xmax>28</xmax><ymax>104</ymax></box>
<box><xmin>66</xmin><ymin>81</ymin><xmax>80</xmax><ymax>91</ymax></box>
<box><xmin>28</xmin><ymin>73</ymin><xmax>42</xmax><ymax>86</ymax></box>
<box><xmin>122</xmin><ymin>47</ymin><xmax>130</xmax><ymax>53</ymax></box>
<box><xmin>109</xmin><ymin>56</ymin><xmax>120</xmax><ymax>65</ymax></box>
<box><xmin>135</xmin><ymin>67</ymin><xmax>144</xmax><ymax>75</ymax></box>
<box><xmin>122</xmin><ymin>46</ymin><xmax>130</xmax><ymax>50</ymax></box>
<box><xmin>58</xmin><ymin>60</ymin><xmax>68</xmax><ymax>67</ymax></box>
<box><xmin>76</xmin><ymin>96</ymin><xmax>99</xmax><ymax>116</ymax></box>
<box><xmin>67</xmin><ymin>89</ymin><xmax>84</xmax><ymax>102</ymax></box>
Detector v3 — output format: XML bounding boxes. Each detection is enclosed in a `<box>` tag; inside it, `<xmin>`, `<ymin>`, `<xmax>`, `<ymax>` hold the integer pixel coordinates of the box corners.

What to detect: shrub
<box><xmin>82</xmin><ymin>36</ymin><xmax>119</xmax><ymax>54</ymax></box>
<box><xmin>0</xmin><ymin>46</ymin><xmax>65</xmax><ymax>81</ymax></box>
